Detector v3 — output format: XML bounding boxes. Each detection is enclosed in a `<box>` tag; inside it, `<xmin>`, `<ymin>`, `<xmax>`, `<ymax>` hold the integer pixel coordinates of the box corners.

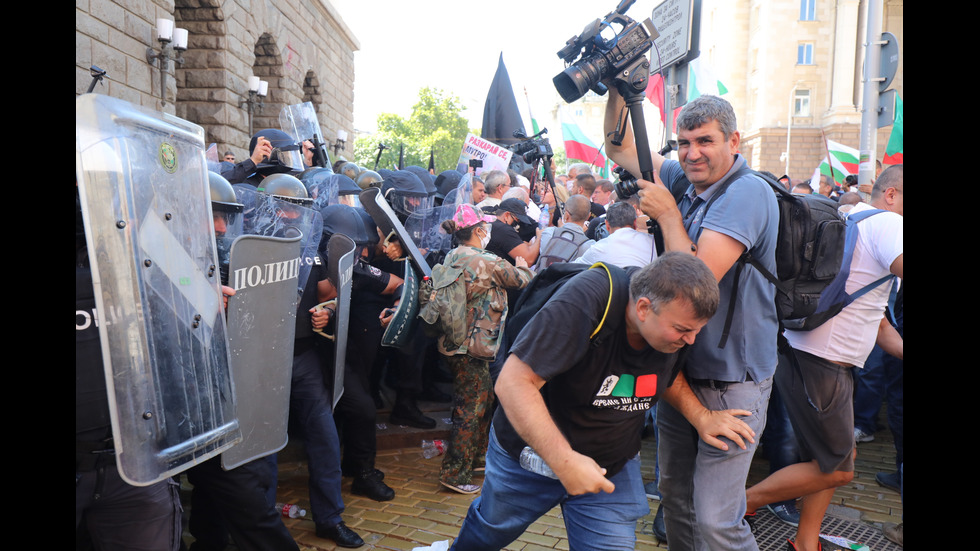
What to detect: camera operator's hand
<box><xmin>636</xmin><ymin>171</ymin><xmax>682</xmax><ymax>226</ymax></box>
<box><xmin>250</xmin><ymin>136</ymin><xmax>273</xmax><ymax>165</ymax></box>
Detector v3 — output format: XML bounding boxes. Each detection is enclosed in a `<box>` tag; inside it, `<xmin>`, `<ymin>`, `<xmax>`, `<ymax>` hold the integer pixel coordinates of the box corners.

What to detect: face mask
<box><xmin>479</xmin><ymin>225</ymin><xmax>492</xmax><ymax>248</ymax></box>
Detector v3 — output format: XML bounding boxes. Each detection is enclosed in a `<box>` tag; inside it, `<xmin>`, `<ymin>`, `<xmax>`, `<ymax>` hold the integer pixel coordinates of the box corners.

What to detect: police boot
<box><xmin>351</xmin><ymin>468</ymin><xmax>395</xmax><ymax>501</ymax></box>
<box><xmin>389</xmin><ymin>391</ymin><xmax>436</xmax><ymax>429</ymax></box>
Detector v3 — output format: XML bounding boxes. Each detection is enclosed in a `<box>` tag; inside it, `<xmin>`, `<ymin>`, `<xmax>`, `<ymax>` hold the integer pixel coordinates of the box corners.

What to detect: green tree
<box><xmin>354</xmin><ymin>87</ymin><xmax>474</xmax><ymax>172</ymax></box>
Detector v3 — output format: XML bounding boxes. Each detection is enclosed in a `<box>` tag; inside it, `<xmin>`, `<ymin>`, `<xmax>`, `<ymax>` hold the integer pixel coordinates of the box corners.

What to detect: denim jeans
<box><xmin>657</xmin><ymin>376</ymin><xmax>772</xmax><ymax>551</ymax></box>
<box><xmin>451</xmin><ymin>429</ymin><xmax>649</xmax><ymax>551</ymax></box>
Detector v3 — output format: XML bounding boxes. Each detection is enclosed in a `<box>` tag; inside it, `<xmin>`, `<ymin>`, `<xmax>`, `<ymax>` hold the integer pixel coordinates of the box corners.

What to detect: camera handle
<box><xmin>618</xmin><ymin>83</ymin><xmax>666</xmax><ymax>254</ymax></box>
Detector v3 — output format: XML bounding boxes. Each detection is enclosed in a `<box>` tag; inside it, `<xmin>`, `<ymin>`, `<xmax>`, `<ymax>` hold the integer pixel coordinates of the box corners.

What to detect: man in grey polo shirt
<box><xmin>606</xmin><ymin>92</ymin><xmax>779</xmax><ymax>551</ymax></box>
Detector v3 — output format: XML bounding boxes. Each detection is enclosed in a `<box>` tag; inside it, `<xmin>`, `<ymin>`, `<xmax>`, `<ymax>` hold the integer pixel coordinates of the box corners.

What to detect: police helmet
<box><xmin>320</xmin><ymin>203</ymin><xmax>373</xmax><ymax>246</ymax></box>
<box><xmin>208</xmin><ymin>171</ymin><xmax>243</xmax><ymax>214</ymax></box>
<box><xmin>249</xmin><ymin>128</ymin><xmax>304</xmax><ymax>175</ymax></box>
<box><xmin>355</xmin><ymin>170</ymin><xmax>384</xmax><ymax>190</ymax></box>
<box><xmin>258</xmin><ymin>173</ymin><xmax>313</xmax><ymax>207</ymax></box>
<box><xmin>340</xmin><ymin>162</ymin><xmax>361</xmax><ymax>181</ymax></box>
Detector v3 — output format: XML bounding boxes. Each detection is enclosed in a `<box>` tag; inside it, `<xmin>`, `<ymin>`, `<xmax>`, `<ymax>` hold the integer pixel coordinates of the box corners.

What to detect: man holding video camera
<box><xmin>605</xmin><ymin>90</ymin><xmax>779</xmax><ymax>551</ymax></box>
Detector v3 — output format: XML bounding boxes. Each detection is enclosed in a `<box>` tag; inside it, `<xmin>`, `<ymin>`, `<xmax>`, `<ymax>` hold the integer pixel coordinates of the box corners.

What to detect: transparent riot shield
<box><xmin>455</xmin><ymin>172</ymin><xmax>478</xmax><ymax>205</ymax></box>
<box><xmin>381</xmin><ymin>259</ymin><xmax>419</xmax><ymax>348</ymax></box>
<box><xmin>360</xmin><ymin>187</ymin><xmax>432</xmax><ymax>278</ymax></box>
<box><xmin>404</xmin><ymin>204</ymin><xmax>456</xmax><ymax>256</ymax></box>
<box><xmin>236</xmin><ymin>186</ymin><xmax>323</xmax><ymax>299</ymax></box>
<box><xmin>75</xmin><ymin>93</ymin><xmax>240</xmax><ymax>486</ymax></box>
<box><xmin>326</xmin><ymin>234</ymin><xmax>356</xmax><ymax>408</ymax></box>
<box><xmin>302</xmin><ymin>168</ymin><xmax>340</xmax><ymax>211</ymax></box>
<box><xmin>280</xmin><ymin>101</ymin><xmax>333</xmax><ymax>170</ymax></box>
<box><xmin>221</xmin><ymin>234</ymin><xmax>301</xmax><ymax>470</ymax></box>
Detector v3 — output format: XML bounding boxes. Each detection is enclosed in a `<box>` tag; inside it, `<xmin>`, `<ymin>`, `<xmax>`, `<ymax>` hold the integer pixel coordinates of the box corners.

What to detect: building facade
<box><xmin>702</xmin><ymin>0</ymin><xmax>903</xmax><ymax>179</ymax></box>
<box><xmin>76</xmin><ymin>0</ymin><xmax>359</xmax><ymax>160</ymax></box>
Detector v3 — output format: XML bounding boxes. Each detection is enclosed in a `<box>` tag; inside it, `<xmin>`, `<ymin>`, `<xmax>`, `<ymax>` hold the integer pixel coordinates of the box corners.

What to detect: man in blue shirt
<box><xmin>606</xmin><ymin>92</ymin><xmax>779</xmax><ymax>551</ymax></box>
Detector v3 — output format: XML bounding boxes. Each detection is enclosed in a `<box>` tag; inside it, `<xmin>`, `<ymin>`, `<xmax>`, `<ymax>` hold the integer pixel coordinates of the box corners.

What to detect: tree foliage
<box><xmin>353</xmin><ymin>87</ymin><xmax>473</xmax><ymax>172</ymax></box>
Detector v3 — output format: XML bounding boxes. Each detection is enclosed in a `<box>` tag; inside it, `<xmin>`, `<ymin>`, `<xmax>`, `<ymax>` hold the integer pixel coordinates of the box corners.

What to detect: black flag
<box><xmin>481</xmin><ymin>53</ymin><xmax>525</xmax><ymax>148</ymax></box>
<box><xmin>398</xmin><ymin>144</ymin><xmax>404</xmax><ymax>170</ymax></box>
<box><xmin>428</xmin><ymin>148</ymin><xmax>435</xmax><ymax>174</ymax></box>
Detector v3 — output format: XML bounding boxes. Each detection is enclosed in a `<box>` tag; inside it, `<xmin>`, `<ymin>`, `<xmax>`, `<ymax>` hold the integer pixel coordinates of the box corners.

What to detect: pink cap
<box><xmin>453</xmin><ymin>203</ymin><xmax>494</xmax><ymax>229</ymax></box>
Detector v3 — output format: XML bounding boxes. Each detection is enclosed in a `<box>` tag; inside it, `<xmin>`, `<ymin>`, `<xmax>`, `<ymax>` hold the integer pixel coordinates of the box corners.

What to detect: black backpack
<box><xmin>703</xmin><ymin>168</ymin><xmax>847</xmax><ymax>347</ymax></box>
<box><xmin>503</xmin><ymin>262</ymin><xmax>630</xmax><ymax>347</ymax></box>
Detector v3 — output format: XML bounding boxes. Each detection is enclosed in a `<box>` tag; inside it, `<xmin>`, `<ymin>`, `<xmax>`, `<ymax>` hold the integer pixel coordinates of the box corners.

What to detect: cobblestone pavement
<box><xmin>183</xmin><ymin>406</ymin><xmax>902</xmax><ymax>550</ymax></box>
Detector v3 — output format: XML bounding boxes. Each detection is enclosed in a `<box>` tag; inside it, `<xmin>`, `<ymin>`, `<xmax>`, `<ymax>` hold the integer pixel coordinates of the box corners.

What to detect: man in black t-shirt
<box><xmin>451</xmin><ymin>252</ymin><xmax>742</xmax><ymax>550</ymax></box>
<box><xmin>485</xmin><ymin>198</ymin><xmax>541</xmax><ymax>266</ymax></box>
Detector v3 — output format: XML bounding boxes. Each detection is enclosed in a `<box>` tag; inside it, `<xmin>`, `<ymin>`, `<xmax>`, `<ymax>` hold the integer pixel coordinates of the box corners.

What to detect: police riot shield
<box><xmin>381</xmin><ymin>259</ymin><xmax>419</xmax><ymax>348</ymax></box>
<box><xmin>236</xmin><ymin>186</ymin><xmax>323</xmax><ymax>299</ymax></box>
<box><xmin>75</xmin><ymin>93</ymin><xmax>240</xmax><ymax>485</ymax></box>
<box><xmin>280</xmin><ymin>101</ymin><xmax>333</xmax><ymax>169</ymax></box>
<box><xmin>326</xmin><ymin>234</ymin><xmax>356</xmax><ymax>408</ymax></box>
<box><xmin>302</xmin><ymin>169</ymin><xmax>340</xmax><ymax>211</ymax></box>
<box><xmin>220</xmin><ymin>234</ymin><xmax>301</xmax><ymax>470</ymax></box>
<box><xmin>404</xmin><ymin>204</ymin><xmax>455</xmax><ymax>256</ymax></box>
<box><xmin>359</xmin><ymin>187</ymin><xmax>432</xmax><ymax>278</ymax></box>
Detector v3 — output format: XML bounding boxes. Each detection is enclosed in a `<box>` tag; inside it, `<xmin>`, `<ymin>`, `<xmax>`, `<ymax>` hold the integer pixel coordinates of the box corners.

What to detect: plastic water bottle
<box><xmin>421</xmin><ymin>439</ymin><xmax>446</xmax><ymax>459</ymax></box>
<box><xmin>539</xmin><ymin>204</ymin><xmax>550</xmax><ymax>227</ymax></box>
<box><xmin>519</xmin><ymin>446</ymin><xmax>557</xmax><ymax>479</ymax></box>
<box><xmin>275</xmin><ymin>502</ymin><xmax>307</xmax><ymax>518</ymax></box>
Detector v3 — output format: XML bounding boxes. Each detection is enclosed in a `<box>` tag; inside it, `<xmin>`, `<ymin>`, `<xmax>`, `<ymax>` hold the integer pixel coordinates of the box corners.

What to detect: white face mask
<box><xmin>479</xmin><ymin>224</ymin><xmax>492</xmax><ymax>248</ymax></box>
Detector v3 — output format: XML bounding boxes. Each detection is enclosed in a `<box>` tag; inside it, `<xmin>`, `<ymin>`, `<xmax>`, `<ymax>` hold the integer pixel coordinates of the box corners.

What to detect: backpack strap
<box><xmin>811</xmin><ymin>208</ymin><xmax>893</xmax><ymax>316</ymax></box>
<box><xmin>587</xmin><ymin>262</ymin><xmax>631</xmax><ymax>347</ymax></box>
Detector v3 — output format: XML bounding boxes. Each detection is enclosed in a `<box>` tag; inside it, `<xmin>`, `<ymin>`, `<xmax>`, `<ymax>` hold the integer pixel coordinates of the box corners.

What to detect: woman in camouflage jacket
<box><xmin>436</xmin><ymin>204</ymin><xmax>533</xmax><ymax>494</ymax></box>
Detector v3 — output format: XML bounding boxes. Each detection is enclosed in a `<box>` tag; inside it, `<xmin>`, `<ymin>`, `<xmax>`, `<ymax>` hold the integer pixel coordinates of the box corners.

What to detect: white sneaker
<box><xmin>853</xmin><ymin>427</ymin><xmax>875</xmax><ymax>443</ymax></box>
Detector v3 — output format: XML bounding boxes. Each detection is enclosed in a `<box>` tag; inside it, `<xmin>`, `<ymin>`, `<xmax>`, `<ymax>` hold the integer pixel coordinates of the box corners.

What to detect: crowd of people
<box><xmin>77</xmin><ymin>90</ymin><xmax>903</xmax><ymax>550</ymax></box>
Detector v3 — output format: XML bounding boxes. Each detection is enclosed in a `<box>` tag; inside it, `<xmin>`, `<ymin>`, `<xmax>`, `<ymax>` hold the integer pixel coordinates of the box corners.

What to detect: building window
<box><xmin>797</xmin><ymin>43</ymin><xmax>814</xmax><ymax>65</ymax></box>
<box><xmin>794</xmin><ymin>89</ymin><xmax>811</xmax><ymax>116</ymax></box>
<box><xmin>800</xmin><ymin>0</ymin><xmax>815</xmax><ymax>21</ymax></box>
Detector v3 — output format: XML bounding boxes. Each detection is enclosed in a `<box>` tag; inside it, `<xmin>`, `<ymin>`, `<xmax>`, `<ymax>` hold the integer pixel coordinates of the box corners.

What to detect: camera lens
<box><xmin>614</xmin><ymin>179</ymin><xmax>640</xmax><ymax>200</ymax></box>
<box><xmin>553</xmin><ymin>58</ymin><xmax>604</xmax><ymax>103</ymax></box>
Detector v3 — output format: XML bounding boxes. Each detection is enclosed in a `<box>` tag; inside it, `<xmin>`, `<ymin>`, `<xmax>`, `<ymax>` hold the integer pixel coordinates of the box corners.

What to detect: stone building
<box><xmin>701</xmin><ymin>0</ymin><xmax>903</xmax><ymax>180</ymax></box>
<box><xmin>75</xmin><ymin>0</ymin><xmax>359</xmax><ymax>160</ymax></box>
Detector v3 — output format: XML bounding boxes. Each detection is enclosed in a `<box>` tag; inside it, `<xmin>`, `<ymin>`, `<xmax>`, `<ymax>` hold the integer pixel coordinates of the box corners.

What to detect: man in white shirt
<box><xmin>745</xmin><ymin>165</ymin><xmax>903</xmax><ymax>551</ymax></box>
<box><xmin>575</xmin><ymin>202</ymin><xmax>657</xmax><ymax>268</ymax></box>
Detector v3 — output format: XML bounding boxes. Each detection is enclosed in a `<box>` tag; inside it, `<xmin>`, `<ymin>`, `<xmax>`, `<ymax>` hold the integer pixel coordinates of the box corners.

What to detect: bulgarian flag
<box><xmin>811</xmin><ymin>139</ymin><xmax>860</xmax><ymax>187</ymax></box>
<box><xmin>524</xmin><ymin>86</ymin><xmax>541</xmax><ymax>135</ymax></box>
<box><xmin>883</xmin><ymin>95</ymin><xmax>903</xmax><ymax>165</ymax></box>
<box><xmin>646</xmin><ymin>58</ymin><xmax>729</xmax><ymax>133</ymax></box>
<box><xmin>560</xmin><ymin>108</ymin><xmax>607</xmax><ymax>168</ymax></box>
<box><xmin>687</xmin><ymin>57</ymin><xmax>729</xmax><ymax>99</ymax></box>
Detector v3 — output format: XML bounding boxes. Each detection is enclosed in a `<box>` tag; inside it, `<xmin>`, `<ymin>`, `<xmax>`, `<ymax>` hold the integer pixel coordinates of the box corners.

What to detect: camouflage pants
<box><xmin>440</xmin><ymin>353</ymin><xmax>494</xmax><ymax>486</ymax></box>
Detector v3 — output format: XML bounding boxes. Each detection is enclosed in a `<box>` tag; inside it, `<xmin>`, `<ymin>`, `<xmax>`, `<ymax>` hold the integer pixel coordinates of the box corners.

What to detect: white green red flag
<box><xmin>560</xmin><ymin>108</ymin><xmax>607</xmax><ymax>169</ymax></box>
<box><xmin>883</xmin><ymin>95</ymin><xmax>903</xmax><ymax>165</ymax></box>
<box><xmin>811</xmin><ymin>139</ymin><xmax>860</xmax><ymax>187</ymax></box>
<box><xmin>645</xmin><ymin>58</ymin><xmax>729</xmax><ymax>133</ymax></box>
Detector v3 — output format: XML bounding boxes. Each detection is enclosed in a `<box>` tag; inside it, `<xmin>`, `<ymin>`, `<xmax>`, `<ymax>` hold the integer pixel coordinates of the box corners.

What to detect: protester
<box><xmin>606</xmin><ymin>91</ymin><xmax>779</xmax><ymax>550</ymax></box>
<box><xmin>435</xmin><ymin>204</ymin><xmax>534</xmax><ymax>494</ymax></box>
<box><xmin>745</xmin><ymin>165</ymin><xmax>903</xmax><ymax>551</ymax></box>
<box><xmin>451</xmin><ymin>252</ymin><xmax>723</xmax><ymax>550</ymax></box>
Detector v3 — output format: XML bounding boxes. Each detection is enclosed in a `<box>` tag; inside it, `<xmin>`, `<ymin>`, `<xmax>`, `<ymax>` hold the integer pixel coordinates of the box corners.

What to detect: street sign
<box><xmin>651</xmin><ymin>0</ymin><xmax>698</xmax><ymax>68</ymax></box>
<box><xmin>877</xmin><ymin>89</ymin><xmax>897</xmax><ymax>129</ymax></box>
<box><xmin>878</xmin><ymin>32</ymin><xmax>899</xmax><ymax>92</ymax></box>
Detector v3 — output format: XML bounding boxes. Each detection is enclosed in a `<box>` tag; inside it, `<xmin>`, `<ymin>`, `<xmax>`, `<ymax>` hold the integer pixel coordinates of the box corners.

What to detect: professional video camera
<box><xmin>553</xmin><ymin>0</ymin><xmax>658</xmax><ymax>103</ymax></box>
<box><xmin>508</xmin><ymin>129</ymin><xmax>553</xmax><ymax>164</ymax></box>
